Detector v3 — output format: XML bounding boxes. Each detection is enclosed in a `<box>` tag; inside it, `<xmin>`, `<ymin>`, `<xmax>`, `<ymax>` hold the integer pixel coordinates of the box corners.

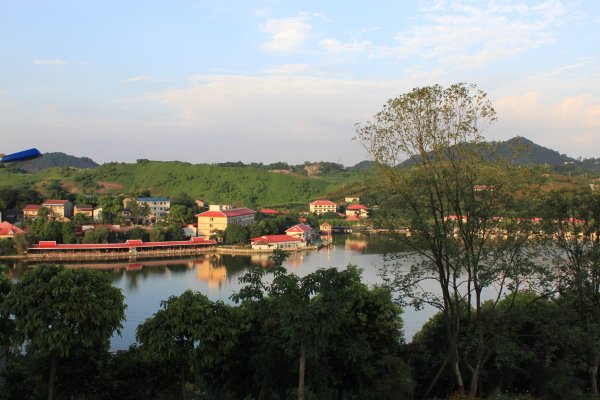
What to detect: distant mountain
<box><xmin>397</xmin><ymin>136</ymin><xmax>582</xmax><ymax>169</ymax></box>
<box><xmin>349</xmin><ymin>160</ymin><xmax>376</xmax><ymax>170</ymax></box>
<box><xmin>491</xmin><ymin>137</ymin><xmax>577</xmax><ymax>166</ymax></box>
<box><xmin>10</xmin><ymin>152</ymin><xmax>99</xmax><ymax>172</ymax></box>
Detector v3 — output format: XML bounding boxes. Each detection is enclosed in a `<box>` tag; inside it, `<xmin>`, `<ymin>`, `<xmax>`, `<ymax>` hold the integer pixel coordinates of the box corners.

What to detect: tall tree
<box><xmin>233</xmin><ymin>251</ymin><xmax>410</xmax><ymax>400</ymax></box>
<box><xmin>356</xmin><ymin>83</ymin><xmax>541</xmax><ymax>396</ymax></box>
<box><xmin>7</xmin><ymin>264</ymin><xmax>125</xmax><ymax>400</ymax></box>
<box><xmin>540</xmin><ymin>186</ymin><xmax>600</xmax><ymax>396</ymax></box>
<box><xmin>136</xmin><ymin>290</ymin><xmax>239</xmax><ymax>400</ymax></box>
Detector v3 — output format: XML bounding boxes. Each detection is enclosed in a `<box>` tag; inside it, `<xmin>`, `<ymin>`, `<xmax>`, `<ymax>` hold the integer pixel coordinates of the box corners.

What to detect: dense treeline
<box><xmin>0</xmin><ymin>256</ymin><xmax>412</xmax><ymax>400</ymax></box>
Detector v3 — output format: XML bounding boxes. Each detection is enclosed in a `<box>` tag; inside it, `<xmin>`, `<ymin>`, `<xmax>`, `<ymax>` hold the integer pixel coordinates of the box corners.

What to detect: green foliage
<box><xmin>168</xmin><ymin>204</ymin><xmax>195</xmax><ymax>225</ymax></box>
<box><xmin>223</xmin><ymin>224</ymin><xmax>249</xmax><ymax>245</ymax></box>
<box><xmin>82</xmin><ymin>226</ymin><xmax>110</xmax><ymax>244</ymax></box>
<box><xmin>0</xmin><ymin>239</ymin><xmax>16</xmax><ymax>256</ymax></box>
<box><xmin>232</xmin><ymin>252</ymin><xmax>412</xmax><ymax>399</ymax></box>
<box><xmin>8</xmin><ymin>264</ymin><xmax>126</xmax><ymax>357</ymax></box>
<box><xmin>136</xmin><ymin>290</ymin><xmax>239</xmax><ymax>399</ymax></box>
<box><xmin>127</xmin><ymin>227</ymin><xmax>149</xmax><ymax>242</ymax></box>
<box><xmin>0</xmin><ymin>160</ymin><xmax>365</xmax><ymax>208</ymax></box>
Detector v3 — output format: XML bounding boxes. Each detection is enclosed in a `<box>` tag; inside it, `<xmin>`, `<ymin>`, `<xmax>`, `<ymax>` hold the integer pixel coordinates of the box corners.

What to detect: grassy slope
<box><xmin>0</xmin><ymin>161</ymin><xmax>368</xmax><ymax>208</ymax></box>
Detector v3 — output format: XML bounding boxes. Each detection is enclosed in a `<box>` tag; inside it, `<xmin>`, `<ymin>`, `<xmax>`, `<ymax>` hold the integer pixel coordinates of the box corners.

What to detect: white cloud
<box><xmin>491</xmin><ymin>91</ymin><xmax>600</xmax><ymax>158</ymax></box>
<box><xmin>32</xmin><ymin>59</ymin><xmax>67</xmax><ymax>66</ymax></box>
<box><xmin>130</xmin><ymin>74</ymin><xmax>409</xmax><ymax>164</ymax></box>
<box><xmin>123</xmin><ymin>75</ymin><xmax>155</xmax><ymax>83</ymax></box>
<box><xmin>380</xmin><ymin>0</ymin><xmax>565</xmax><ymax>68</ymax></box>
<box><xmin>319</xmin><ymin>38</ymin><xmax>371</xmax><ymax>53</ymax></box>
<box><xmin>260</xmin><ymin>15</ymin><xmax>311</xmax><ymax>52</ymax></box>
<box><xmin>264</xmin><ymin>64</ymin><xmax>309</xmax><ymax>75</ymax></box>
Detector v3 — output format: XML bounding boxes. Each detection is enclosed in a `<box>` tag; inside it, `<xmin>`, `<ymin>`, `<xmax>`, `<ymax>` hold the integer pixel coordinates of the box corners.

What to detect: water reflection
<box><xmin>8</xmin><ymin>234</ymin><xmax>414</xmax><ymax>350</ymax></box>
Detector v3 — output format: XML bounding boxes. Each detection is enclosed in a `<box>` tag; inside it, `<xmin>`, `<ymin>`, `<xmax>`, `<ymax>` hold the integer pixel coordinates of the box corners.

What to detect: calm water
<box><xmin>9</xmin><ymin>234</ymin><xmax>437</xmax><ymax>350</ymax></box>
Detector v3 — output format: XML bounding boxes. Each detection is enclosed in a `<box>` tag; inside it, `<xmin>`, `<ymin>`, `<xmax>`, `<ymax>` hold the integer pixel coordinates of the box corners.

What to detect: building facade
<box><xmin>42</xmin><ymin>200</ymin><xmax>74</xmax><ymax>220</ymax></box>
<box><xmin>196</xmin><ymin>207</ymin><xmax>256</xmax><ymax>239</ymax></box>
<box><xmin>286</xmin><ymin>223</ymin><xmax>313</xmax><ymax>241</ymax></box>
<box><xmin>345</xmin><ymin>204</ymin><xmax>369</xmax><ymax>219</ymax></box>
<box><xmin>137</xmin><ymin>197</ymin><xmax>170</xmax><ymax>222</ymax></box>
<box><xmin>309</xmin><ymin>200</ymin><xmax>337</xmax><ymax>215</ymax></box>
<box><xmin>250</xmin><ymin>234</ymin><xmax>305</xmax><ymax>250</ymax></box>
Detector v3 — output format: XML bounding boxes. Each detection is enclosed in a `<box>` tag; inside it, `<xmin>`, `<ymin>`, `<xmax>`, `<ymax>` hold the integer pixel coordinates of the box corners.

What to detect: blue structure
<box><xmin>0</xmin><ymin>148</ymin><xmax>42</xmax><ymax>163</ymax></box>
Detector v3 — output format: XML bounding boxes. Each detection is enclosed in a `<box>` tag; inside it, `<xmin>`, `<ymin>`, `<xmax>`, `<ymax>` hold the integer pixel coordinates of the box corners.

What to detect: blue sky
<box><xmin>1</xmin><ymin>0</ymin><xmax>598</xmax><ymax>165</ymax></box>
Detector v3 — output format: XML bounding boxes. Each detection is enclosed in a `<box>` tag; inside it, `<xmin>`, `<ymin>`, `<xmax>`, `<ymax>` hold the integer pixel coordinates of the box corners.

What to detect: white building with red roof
<box><xmin>345</xmin><ymin>204</ymin><xmax>369</xmax><ymax>219</ymax></box>
<box><xmin>309</xmin><ymin>200</ymin><xmax>337</xmax><ymax>215</ymax></box>
<box><xmin>250</xmin><ymin>234</ymin><xmax>305</xmax><ymax>250</ymax></box>
<box><xmin>286</xmin><ymin>223</ymin><xmax>313</xmax><ymax>241</ymax></box>
<box><xmin>0</xmin><ymin>221</ymin><xmax>25</xmax><ymax>239</ymax></box>
<box><xmin>196</xmin><ymin>207</ymin><xmax>256</xmax><ymax>239</ymax></box>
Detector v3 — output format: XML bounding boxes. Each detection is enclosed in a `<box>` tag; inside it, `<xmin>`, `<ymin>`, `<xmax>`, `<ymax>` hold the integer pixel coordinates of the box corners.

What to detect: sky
<box><xmin>1</xmin><ymin>0</ymin><xmax>599</xmax><ymax>166</ymax></box>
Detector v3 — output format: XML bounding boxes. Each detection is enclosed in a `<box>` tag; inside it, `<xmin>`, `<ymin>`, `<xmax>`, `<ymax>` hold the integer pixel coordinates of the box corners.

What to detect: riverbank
<box><xmin>216</xmin><ymin>245</ymin><xmax>321</xmax><ymax>255</ymax></box>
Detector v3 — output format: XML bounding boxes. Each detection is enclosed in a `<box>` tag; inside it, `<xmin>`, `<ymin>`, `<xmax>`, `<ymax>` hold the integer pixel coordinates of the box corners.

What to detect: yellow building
<box><xmin>74</xmin><ymin>204</ymin><xmax>94</xmax><ymax>218</ymax></box>
<box><xmin>23</xmin><ymin>204</ymin><xmax>42</xmax><ymax>219</ymax></box>
<box><xmin>43</xmin><ymin>200</ymin><xmax>74</xmax><ymax>220</ymax></box>
<box><xmin>309</xmin><ymin>200</ymin><xmax>337</xmax><ymax>215</ymax></box>
<box><xmin>196</xmin><ymin>206</ymin><xmax>256</xmax><ymax>239</ymax></box>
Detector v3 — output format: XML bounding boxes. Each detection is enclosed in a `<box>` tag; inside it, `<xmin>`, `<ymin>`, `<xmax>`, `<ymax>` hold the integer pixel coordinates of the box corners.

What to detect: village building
<box><xmin>286</xmin><ymin>223</ymin><xmax>313</xmax><ymax>241</ymax></box>
<box><xmin>23</xmin><ymin>204</ymin><xmax>43</xmax><ymax>219</ymax></box>
<box><xmin>42</xmin><ymin>199</ymin><xmax>74</xmax><ymax>220</ymax></box>
<box><xmin>74</xmin><ymin>204</ymin><xmax>94</xmax><ymax>219</ymax></box>
<box><xmin>346</xmin><ymin>204</ymin><xmax>369</xmax><ymax>219</ymax></box>
<box><xmin>0</xmin><ymin>221</ymin><xmax>25</xmax><ymax>239</ymax></box>
<box><xmin>250</xmin><ymin>234</ymin><xmax>305</xmax><ymax>250</ymax></box>
<box><xmin>309</xmin><ymin>200</ymin><xmax>337</xmax><ymax>215</ymax></box>
<box><xmin>196</xmin><ymin>206</ymin><xmax>256</xmax><ymax>239</ymax></box>
<box><xmin>137</xmin><ymin>197</ymin><xmax>170</xmax><ymax>222</ymax></box>
<box><xmin>345</xmin><ymin>196</ymin><xmax>360</xmax><ymax>204</ymax></box>
<box><xmin>93</xmin><ymin>207</ymin><xmax>103</xmax><ymax>222</ymax></box>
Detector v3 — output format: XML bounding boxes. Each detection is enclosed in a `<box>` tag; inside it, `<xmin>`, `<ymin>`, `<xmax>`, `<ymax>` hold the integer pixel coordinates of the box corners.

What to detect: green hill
<box><xmin>0</xmin><ymin>160</ymin><xmax>368</xmax><ymax>208</ymax></box>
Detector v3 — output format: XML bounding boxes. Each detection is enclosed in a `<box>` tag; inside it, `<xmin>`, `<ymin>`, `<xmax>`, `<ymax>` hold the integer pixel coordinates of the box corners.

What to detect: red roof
<box><xmin>346</xmin><ymin>215</ymin><xmax>361</xmax><ymax>221</ymax></box>
<box><xmin>43</xmin><ymin>199</ymin><xmax>69</xmax><ymax>205</ymax></box>
<box><xmin>251</xmin><ymin>235</ymin><xmax>302</xmax><ymax>244</ymax></box>
<box><xmin>286</xmin><ymin>223</ymin><xmax>313</xmax><ymax>233</ymax></box>
<box><xmin>310</xmin><ymin>200</ymin><xmax>336</xmax><ymax>206</ymax></box>
<box><xmin>347</xmin><ymin>204</ymin><xmax>368</xmax><ymax>210</ymax></box>
<box><xmin>0</xmin><ymin>221</ymin><xmax>25</xmax><ymax>236</ymax></box>
<box><xmin>260</xmin><ymin>208</ymin><xmax>279</xmax><ymax>214</ymax></box>
<box><xmin>196</xmin><ymin>208</ymin><xmax>256</xmax><ymax>218</ymax></box>
<box><xmin>29</xmin><ymin>239</ymin><xmax>217</xmax><ymax>250</ymax></box>
<box><xmin>23</xmin><ymin>204</ymin><xmax>42</xmax><ymax>211</ymax></box>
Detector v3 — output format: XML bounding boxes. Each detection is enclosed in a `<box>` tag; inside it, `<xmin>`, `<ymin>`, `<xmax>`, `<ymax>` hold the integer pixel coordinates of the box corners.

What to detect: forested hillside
<box><xmin>0</xmin><ymin>159</ymin><xmax>368</xmax><ymax>208</ymax></box>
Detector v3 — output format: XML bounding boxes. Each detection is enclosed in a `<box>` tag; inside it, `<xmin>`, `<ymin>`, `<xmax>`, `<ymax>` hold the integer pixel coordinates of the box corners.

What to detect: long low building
<box><xmin>27</xmin><ymin>237</ymin><xmax>217</xmax><ymax>258</ymax></box>
<box><xmin>250</xmin><ymin>234</ymin><xmax>305</xmax><ymax>250</ymax></box>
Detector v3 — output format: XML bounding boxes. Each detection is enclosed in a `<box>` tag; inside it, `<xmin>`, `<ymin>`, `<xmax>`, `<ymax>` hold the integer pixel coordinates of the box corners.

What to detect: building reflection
<box><xmin>345</xmin><ymin>238</ymin><xmax>368</xmax><ymax>252</ymax></box>
<box><xmin>192</xmin><ymin>255</ymin><xmax>227</xmax><ymax>289</ymax></box>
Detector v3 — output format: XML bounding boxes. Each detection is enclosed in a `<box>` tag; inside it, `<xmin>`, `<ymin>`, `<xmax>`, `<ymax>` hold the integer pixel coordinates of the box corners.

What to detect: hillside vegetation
<box><xmin>0</xmin><ymin>160</ymin><xmax>369</xmax><ymax>208</ymax></box>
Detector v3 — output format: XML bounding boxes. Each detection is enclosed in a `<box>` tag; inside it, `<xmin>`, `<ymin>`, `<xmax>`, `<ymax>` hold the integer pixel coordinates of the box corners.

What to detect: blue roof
<box><xmin>1</xmin><ymin>148</ymin><xmax>42</xmax><ymax>163</ymax></box>
<box><xmin>137</xmin><ymin>197</ymin><xmax>169</xmax><ymax>202</ymax></box>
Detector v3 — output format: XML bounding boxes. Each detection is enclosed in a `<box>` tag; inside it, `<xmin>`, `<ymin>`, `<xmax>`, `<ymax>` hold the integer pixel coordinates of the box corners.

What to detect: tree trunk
<box><xmin>591</xmin><ymin>353</ymin><xmax>599</xmax><ymax>397</ymax></box>
<box><xmin>298</xmin><ymin>340</ymin><xmax>306</xmax><ymax>400</ymax></box>
<box><xmin>469</xmin><ymin>360</ymin><xmax>481</xmax><ymax>398</ymax></box>
<box><xmin>181</xmin><ymin>364</ymin><xmax>189</xmax><ymax>400</ymax></box>
<box><xmin>48</xmin><ymin>354</ymin><xmax>57</xmax><ymax>400</ymax></box>
<box><xmin>451</xmin><ymin>357</ymin><xmax>465</xmax><ymax>395</ymax></box>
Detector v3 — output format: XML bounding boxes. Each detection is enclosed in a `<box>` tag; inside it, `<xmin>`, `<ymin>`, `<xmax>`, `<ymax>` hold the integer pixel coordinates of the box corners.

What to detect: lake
<box><xmin>9</xmin><ymin>234</ymin><xmax>437</xmax><ymax>350</ymax></box>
